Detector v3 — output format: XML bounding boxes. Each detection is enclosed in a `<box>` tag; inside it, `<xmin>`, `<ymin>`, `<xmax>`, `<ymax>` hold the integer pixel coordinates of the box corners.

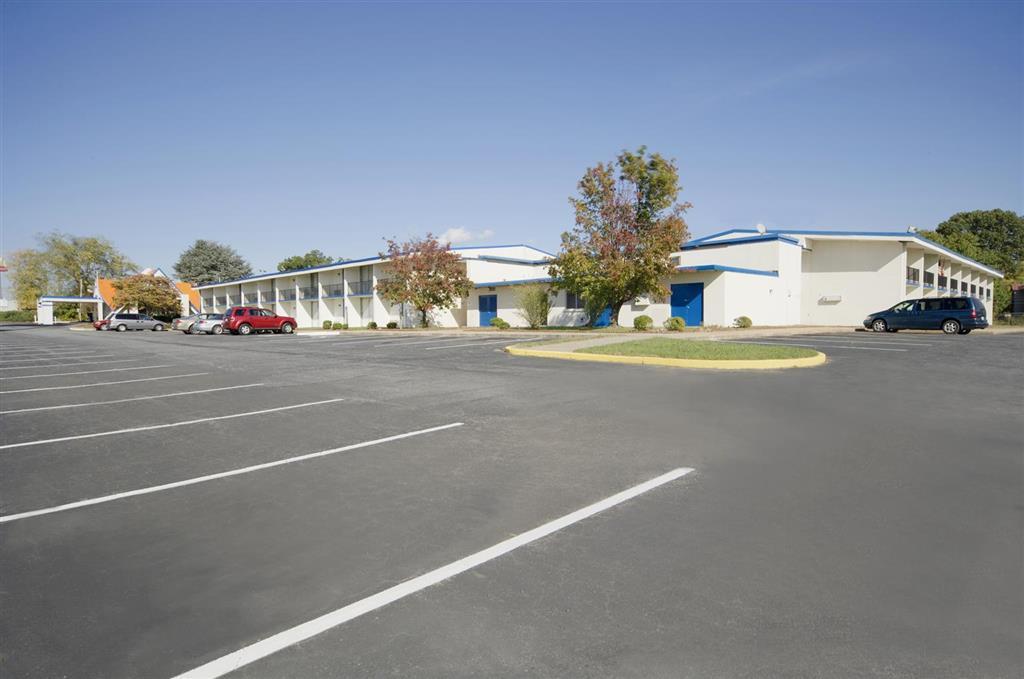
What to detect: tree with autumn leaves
<box><xmin>112</xmin><ymin>274</ymin><xmax>183</xmax><ymax>317</ymax></box>
<box><xmin>376</xmin><ymin>235</ymin><xmax>473</xmax><ymax>327</ymax></box>
<box><xmin>549</xmin><ymin>147</ymin><xmax>690</xmax><ymax>326</ymax></box>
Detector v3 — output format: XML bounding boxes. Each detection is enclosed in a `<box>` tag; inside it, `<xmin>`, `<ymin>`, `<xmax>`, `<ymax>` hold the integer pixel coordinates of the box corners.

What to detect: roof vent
<box><xmin>755</xmin><ymin>223</ymin><xmax>767</xmax><ymax>234</ymax></box>
<box><xmin>907</xmin><ymin>226</ymin><xmax>918</xmax><ymax>234</ymax></box>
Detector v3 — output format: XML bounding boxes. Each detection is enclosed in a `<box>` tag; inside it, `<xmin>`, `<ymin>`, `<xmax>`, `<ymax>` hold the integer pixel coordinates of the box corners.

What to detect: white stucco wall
<box><xmin>801</xmin><ymin>239</ymin><xmax>905</xmax><ymax>325</ymax></box>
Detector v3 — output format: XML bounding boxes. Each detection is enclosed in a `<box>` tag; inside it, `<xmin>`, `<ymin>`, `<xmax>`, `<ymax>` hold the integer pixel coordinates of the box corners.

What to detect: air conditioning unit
<box><xmin>634</xmin><ymin>295</ymin><xmax>652</xmax><ymax>306</ymax></box>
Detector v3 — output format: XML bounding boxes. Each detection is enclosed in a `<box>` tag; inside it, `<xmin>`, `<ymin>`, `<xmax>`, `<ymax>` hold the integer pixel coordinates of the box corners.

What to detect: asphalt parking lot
<box><xmin>1</xmin><ymin>326</ymin><xmax>1021</xmax><ymax>679</ymax></box>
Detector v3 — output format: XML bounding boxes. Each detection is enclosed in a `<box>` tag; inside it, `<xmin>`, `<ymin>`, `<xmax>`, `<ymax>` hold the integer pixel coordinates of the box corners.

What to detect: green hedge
<box><xmin>0</xmin><ymin>310</ymin><xmax>35</xmax><ymax>322</ymax></box>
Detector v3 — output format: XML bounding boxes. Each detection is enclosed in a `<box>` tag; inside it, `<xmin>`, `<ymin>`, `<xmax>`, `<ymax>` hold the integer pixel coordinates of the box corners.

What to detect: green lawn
<box><xmin>577</xmin><ymin>338</ymin><xmax>818</xmax><ymax>360</ymax></box>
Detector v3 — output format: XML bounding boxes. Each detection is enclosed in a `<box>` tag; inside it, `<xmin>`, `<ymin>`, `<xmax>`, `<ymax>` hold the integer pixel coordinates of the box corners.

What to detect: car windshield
<box><xmin>208</xmin><ymin>314</ymin><xmax>224</xmax><ymax>320</ymax></box>
<box><xmin>890</xmin><ymin>301</ymin><xmax>914</xmax><ymax>312</ymax></box>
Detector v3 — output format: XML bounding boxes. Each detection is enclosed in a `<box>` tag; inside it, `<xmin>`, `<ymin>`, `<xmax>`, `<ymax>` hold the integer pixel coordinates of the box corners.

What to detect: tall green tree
<box><xmin>174</xmin><ymin>240</ymin><xmax>252</xmax><ymax>286</ymax></box>
<box><xmin>39</xmin><ymin>232</ymin><xmax>135</xmax><ymax>298</ymax></box>
<box><xmin>921</xmin><ymin>209</ymin><xmax>1024</xmax><ymax>314</ymax></box>
<box><xmin>549</xmin><ymin>147</ymin><xmax>691</xmax><ymax>326</ymax></box>
<box><xmin>277</xmin><ymin>249</ymin><xmax>335</xmax><ymax>272</ymax></box>
<box><xmin>376</xmin><ymin>234</ymin><xmax>472</xmax><ymax>327</ymax></box>
<box><xmin>9</xmin><ymin>249</ymin><xmax>50</xmax><ymax>310</ymax></box>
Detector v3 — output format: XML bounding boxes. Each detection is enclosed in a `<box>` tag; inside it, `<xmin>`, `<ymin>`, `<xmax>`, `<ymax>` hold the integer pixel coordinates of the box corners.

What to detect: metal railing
<box><xmin>278</xmin><ymin>289</ymin><xmax>296</xmax><ymax>301</ymax></box>
<box><xmin>243</xmin><ymin>294</ymin><xmax>259</xmax><ymax>305</ymax></box>
<box><xmin>215</xmin><ymin>296</ymin><xmax>227</xmax><ymax>306</ymax></box>
<box><xmin>203</xmin><ymin>298</ymin><xmax>214</xmax><ymax>309</ymax></box>
<box><xmin>350</xmin><ymin>280</ymin><xmax>373</xmax><ymax>296</ymax></box>
<box><xmin>322</xmin><ymin>283</ymin><xmax>345</xmax><ymax>298</ymax></box>
<box><xmin>258</xmin><ymin>291</ymin><xmax>275</xmax><ymax>304</ymax></box>
<box><xmin>299</xmin><ymin>286</ymin><xmax>318</xmax><ymax>300</ymax></box>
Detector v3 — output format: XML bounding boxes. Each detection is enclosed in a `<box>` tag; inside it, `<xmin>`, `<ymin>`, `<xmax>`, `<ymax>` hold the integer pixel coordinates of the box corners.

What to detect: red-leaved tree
<box><xmin>376</xmin><ymin>234</ymin><xmax>473</xmax><ymax>327</ymax></box>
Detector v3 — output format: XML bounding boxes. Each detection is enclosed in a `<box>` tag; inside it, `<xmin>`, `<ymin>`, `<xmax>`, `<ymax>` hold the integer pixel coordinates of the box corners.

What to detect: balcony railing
<box><xmin>203</xmin><ymin>298</ymin><xmax>214</xmax><ymax>309</ymax></box>
<box><xmin>243</xmin><ymin>294</ymin><xmax>259</xmax><ymax>305</ymax></box>
<box><xmin>350</xmin><ymin>280</ymin><xmax>373</xmax><ymax>296</ymax></box>
<box><xmin>258</xmin><ymin>292</ymin><xmax>274</xmax><ymax>304</ymax></box>
<box><xmin>299</xmin><ymin>286</ymin><xmax>318</xmax><ymax>300</ymax></box>
<box><xmin>215</xmin><ymin>296</ymin><xmax>227</xmax><ymax>306</ymax></box>
<box><xmin>322</xmin><ymin>283</ymin><xmax>345</xmax><ymax>298</ymax></box>
<box><xmin>278</xmin><ymin>289</ymin><xmax>296</xmax><ymax>302</ymax></box>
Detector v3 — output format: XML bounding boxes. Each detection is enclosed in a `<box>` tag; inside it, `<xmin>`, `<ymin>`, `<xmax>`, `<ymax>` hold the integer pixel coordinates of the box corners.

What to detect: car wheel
<box><xmin>280</xmin><ymin>322</ymin><xmax>294</xmax><ymax>334</ymax></box>
<box><xmin>942</xmin><ymin>319</ymin><xmax>960</xmax><ymax>335</ymax></box>
<box><xmin>238</xmin><ymin>323</ymin><xmax>253</xmax><ymax>336</ymax></box>
<box><xmin>871</xmin><ymin>319</ymin><xmax>887</xmax><ymax>332</ymax></box>
<box><xmin>116</xmin><ymin>324</ymin><xmax>128</xmax><ymax>332</ymax></box>
<box><xmin>212</xmin><ymin>324</ymin><xmax>224</xmax><ymax>335</ymax></box>
<box><xmin>152</xmin><ymin>323</ymin><xmax>164</xmax><ymax>332</ymax></box>
<box><xmin>190</xmin><ymin>324</ymin><xmax>202</xmax><ymax>335</ymax></box>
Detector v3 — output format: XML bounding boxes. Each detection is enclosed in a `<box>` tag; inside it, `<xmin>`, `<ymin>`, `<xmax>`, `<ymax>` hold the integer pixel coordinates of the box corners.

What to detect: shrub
<box><xmin>367</xmin><ymin>321</ymin><xmax>378</xmax><ymax>329</ymax></box>
<box><xmin>664</xmin><ymin>316</ymin><xmax>686</xmax><ymax>331</ymax></box>
<box><xmin>734</xmin><ymin>316</ymin><xmax>753</xmax><ymax>328</ymax></box>
<box><xmin>516</xmin><ymin>285</ymin><xmax>551</xmax><ymax>329</ymax></box>
<box><xmin>0</xmin><ymin>310</ymin><xmax>35</xmax><ymax>322</ymax></box>
<box><xmin>490</xmin><ymin>317</ymin><xmax>510</xmax><ymax>329</ymax></box>
<box><xmin>386</xmin><ymin>321</ymin><xmax>398</xmax><ymax>329</ymax></box>
<box><xmin>633</xmin><ymin>315</ymin><xmax>653</xmax><ymax>331</ymax></box>
<box><xmin>332</xmin><ymin>322</ymin><xmax>346</xmax><ymax>330</ymax></box>
<box><xmin>322</xmin><ymin>320</ymin><xmax>333</xmax><ymax>330</ymax></box>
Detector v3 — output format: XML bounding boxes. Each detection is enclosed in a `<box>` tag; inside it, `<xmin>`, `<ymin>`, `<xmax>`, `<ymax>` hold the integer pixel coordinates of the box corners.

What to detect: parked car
<box><xmin>93</xmin><ymin>318</ymin><xmax>110</xmax><ymax>330</ymax></box>
<box><xmin>222</xmin><ymin>307</ymin><xmax>297</xmax><ymax>335</ymax></box>
<box><xmin>192</xmin><ymin>313</ymin><xmax>227</xmax><ymax>335</ymax></box>
<box><xmin>104</xmin><ymin>312</ymin><xmax>166</xmax><ymax>332</ymax></box>
<box><xmin>172</xmin><ymin>313</ymin><xmax>220</xmax><ymax>334</ymax></box>
<box><xmin>863</xmin><ymin>296</ymin><xmax>988</xmax><ymax>334</ymax></box>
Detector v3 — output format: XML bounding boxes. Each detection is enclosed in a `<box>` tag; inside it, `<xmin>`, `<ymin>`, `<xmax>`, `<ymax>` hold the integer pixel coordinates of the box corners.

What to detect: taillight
<box><xmin>969</xmin><ymin>309</ymin><xmax>977</xmax><ymax>318</ymax></box>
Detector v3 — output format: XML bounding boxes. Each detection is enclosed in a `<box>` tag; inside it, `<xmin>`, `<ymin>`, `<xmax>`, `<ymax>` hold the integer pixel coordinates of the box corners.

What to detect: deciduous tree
<box><xmin>277</xmin><ymin>249</ymin><xmax>335</xmax><ymax>272</ymax></box>
<box><xmin>40</xmin><ymin>232</ymin><xmax>135</xmax><ymax>299</ymax></box>
<box><xmin>549</xmin><ymin>147</ymin><xmax>690</xmax><ymax>326</ymax></box>
<box><xmin>376</xmin><ymin>234</ymin><xmax>472</xmax><ymax>327</ymax></box>
<box><xmin>9</xmin><ymin>249</ymin><xmax>49</xmax><ymax>310</ymax></box>
<box><xmin>112</xmin><ymin>275</ymin><xmax>182</xmax><ymax>316</ymax></box>
<box><xmin>174</xmin><ymin>240</ymin><xmax>252</xmax><ymax>286</ymax></box>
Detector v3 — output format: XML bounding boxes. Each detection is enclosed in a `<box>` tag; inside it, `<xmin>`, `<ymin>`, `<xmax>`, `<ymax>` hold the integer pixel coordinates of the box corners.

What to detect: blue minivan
<box><xmin>863</xmin><ymin>296</ymin><xmax>988</xmax><ymax>334</ymax></box>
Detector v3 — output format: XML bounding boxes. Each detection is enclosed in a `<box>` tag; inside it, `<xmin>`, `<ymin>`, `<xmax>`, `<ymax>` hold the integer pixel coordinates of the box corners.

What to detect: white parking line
<box><xmin>0</xmin><ymin>372</ymin><xmax>211</xmax><ymax>394</ymax></box>
<box><xmin>423</xmin><ymin>337</ymin><xmax>541</xmax><ymax>351</ymax></box>
<box><xmin>0</xmin><ymin>384</ymin><xmax>265</xmax><ymax>415</ymax></box>
<box><xmin>0</xmin><ymin>364</ymin><xmax>174</xmax><ymax>381</ymax></box>
<box><xmin>0</xmin><ymin>422</ymin><xmax>465</xmax><ymax>523</ymax></box>
<box><xmin>169</xmin><ymin>466</ymin><xmax>694</xmax><ymax>679</ymax></box>
<box><xmin>722</xmin><ymin>339</ymin><xmax>907</xmax><ymax>352</ymax></box>
<box><xmin>1</xmin><ymin>356</ymin><xmax>130</xmax><ymax>370</ymax></box>
<box><xmin>0</xmin><ymin>351</ymin><xmax>110</xmax><ymax>360</ymax></box>
<box><xmin>0</xmin><ymin>398</ymin><xmax>346</xmax><ymax>450</ymax></box>
<box><xmin>790</xmin><ymin>335</ymin><xmax>933</xmax><ymax>346</ymax></box>
<box><xmin>372</xmin><ymin>336</ymin><xmax>483</xmax><ymax>348</ymax></box>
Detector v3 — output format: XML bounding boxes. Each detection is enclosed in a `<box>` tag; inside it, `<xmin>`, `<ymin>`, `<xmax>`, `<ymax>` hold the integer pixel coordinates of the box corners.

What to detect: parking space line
<box><xmin>788</xmin><ymin>335</ymin><xmax>933</xmax><ymax>346</ymax></box>
<box><xmin>0</xmin><ymin>372</ymin><xmax>211</xmax><ymax>394</ymax></box>
<box><xmin>0</xmin><ymin>351</ymin><xmax>114</xmax><ymax>361</ymax></box>
<box><xmin>0</xmin><ymin>422</ymin><xmax>465</xmax><ymax>524</ymax></box>
<box><xmin>0</xmin><ymin>398</ymin><xmax>346</xmax><ymax>450</ymax></box>
<box><xmin>0</xmin><ymin>384</ymin><xmax>265</xmax><ymax>415</ymax></box>
<box><xmin>721</xmin><ymin>339</ymin><xmax>907</xmax><ymax>352</ymax></box>
<box><xmin>1</xmin><ymin>356</ymin><xmax>131</xmax><ymax>370</ymax></box>
<box><xmin>372</xmin><ymin>336</ymin><xmax>485</xmax><ymax>348</ymax></box>
<box><xmin>0</xmin><ymin>365</ymin><xmax>174</xmax><ymax>381</ymax></box>
<box><xmin>169</xmin><ymin>466</ymin><xmax>694</xmax><ymax>679</ymax></box>
<box><xmin>421</xmin><ymin>337</ymin><xmax>540</xmax><ymax>352</ymax></box>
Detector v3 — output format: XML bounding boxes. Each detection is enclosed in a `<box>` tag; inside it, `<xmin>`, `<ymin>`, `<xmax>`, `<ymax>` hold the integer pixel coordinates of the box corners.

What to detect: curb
<box><xmin>505</xmin><ymin>346</ymin><xmax>827</xmax><ymax>370</ymax></box>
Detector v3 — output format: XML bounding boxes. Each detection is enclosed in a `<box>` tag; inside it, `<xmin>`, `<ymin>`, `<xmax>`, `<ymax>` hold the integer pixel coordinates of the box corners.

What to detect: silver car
<box><xmin>105</xmin><ymin>313</ymin><xmax>166</xmax><ymax>332</ymax></box>
<box><xmin>192</xmin><ymin>313</ymin><xmax>227</xmax><ymax>335</ymax></box>
<box><xmin>172</xmin><ymin>313</ymin><xmax>220</xmax><ymax>334</ymax></box>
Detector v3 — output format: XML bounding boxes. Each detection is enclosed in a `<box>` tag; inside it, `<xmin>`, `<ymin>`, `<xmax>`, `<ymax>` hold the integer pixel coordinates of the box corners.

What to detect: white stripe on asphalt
<box><xmin>0</xmin><ymin>422</ymin><xmax>465</xmax><ymax>523</ymax></box>
<box><xmin>0</xmin><ymin>351</ymin><xmax>114</xmax><ymax>362</ymax></box>
<box><xmin>169</xmin><ymin>466</ymin><xmax>694</xmax><ymax>679</ymax></box>
<box><xmin>0</xmin><ymin>372</ymin><xmax>211</xmax><ymax>394</ymax></box>
<box><xmin>0</xmin><ymin>365</ymin><xmax>175</xmax><ymax>381</ymax></box>
<box><xmin>0</xmin><ymin>384</ymin><xmax>265</xmax><ymax>415</ymax></box>
<box><xmin>788</xmin><ymin>335</ymin><xmax>933</xmax><ymax>346</ymax></box>
<box><xmin>372</xmin><ymin>336</ymin><xmax>484</xmax><ymax>348</ymax></box>
<box><xmin>423</xmin><ymin>337</ymin><xmax>541</xmax><ymax>350</ymax></box>
<box><xmin>1</xmin><ymin>356</ymin><xmax>131</xmax><ymax>370</ymax></box>
<box><xmin>0</xmin><ymin>398</ymin><xmax>346</xmax><ymax>450</ymax></box>
<box><xmin>722</xmin><ymin>339</ymin><xmax>907</xmax><ymax>352</ymax></box>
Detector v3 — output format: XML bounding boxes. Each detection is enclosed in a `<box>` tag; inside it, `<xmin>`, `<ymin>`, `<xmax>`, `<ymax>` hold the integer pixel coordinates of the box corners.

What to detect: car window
<box><xmin>922</xmin><ymin>300</ymin><xmax>943</xmax><ymax>311</ymax></box>
<box><xmin>248</xmin><ymin>309</ymin><xmax>261</xmax><ymax>316</ymax></box>
<box><xmin>891</xmin><ymin>301</ymin><xmax>914</xmax><ymax>313</ymax></box>
<box><xmin>949</xmin><ymin>299</ymin><xmax>968</xmax><ymax>310</ymax></box>
<box><xmin>234</xmin><ymin>309</ymin><xmax>246</xmax><ymax>317</ymax></box>
<box><xmin>260</xmin><ymin>309</ymin><xmax>275</xmax><ymax>317</ymax></box>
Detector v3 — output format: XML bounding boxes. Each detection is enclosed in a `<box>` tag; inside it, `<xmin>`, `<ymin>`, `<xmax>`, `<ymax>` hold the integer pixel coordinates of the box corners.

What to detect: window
<box><xmin>234</xmin><ymin>309</ymin><xmax>246</xmax><ymax>317</ymax></box>
<box><xmin>923</xmin><ymin>271</ymin><xmax>935</xmax><ymax>287</ymax></box>
<box><xmin>248</xmin><ymin>309</ymin><xmax>261</xmax><ymax>316</ymax></box>
<box><xmin>970</xmin><ymin>284</ymin><xmax>977</xmax><ymax>295</ymax></box>
<box><xmin>565</xmin><ymin>292</ymin><xmax>583</xmax><ymax>309</ymax></box>
<box><xmin>905</xmin><ymin>266</ymin><xmax>920</xmax><ymax>284</ymax></box>
<box><xmin>986</xmin><ymin>288</ymin><xmax>991</xmax><ymax>300</ymax></box>
<box><xmin>260</xmin><ymin>309</ymin><xmax>275</xmax><ymax>316</ymax></box>
<box><xmin>938</xmin><ymin>275</ymin><xmax>947</xmax><ymax>289</ymax></box>
<box><xmin>960</xmin><ymin>282</ymin><xmax>968</xmax><ymax>292</ymax></box>
<box><xmin>891</xmin><ymin>301</ymin><xmax>915</xmax><ymax>313</ymax></box>
<box><xmin>950</xmin><ymin>278</ymin><xmax>958</xmax><ymax>292</ymax></box>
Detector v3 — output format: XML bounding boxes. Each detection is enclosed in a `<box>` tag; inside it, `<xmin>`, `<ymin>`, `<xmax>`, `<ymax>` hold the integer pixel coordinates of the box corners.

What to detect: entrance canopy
<box><xmin>36</xmin><ymin>296</ymin><xmax>103</xmax><ymax>325</ymax></box>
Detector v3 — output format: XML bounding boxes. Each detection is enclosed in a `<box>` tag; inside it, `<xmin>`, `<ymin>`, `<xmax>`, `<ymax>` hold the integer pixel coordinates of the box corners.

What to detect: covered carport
<box><xmin>35</xmin><ymin>295</ymin><xmax>104</xmax><ymax>325</ymax></box>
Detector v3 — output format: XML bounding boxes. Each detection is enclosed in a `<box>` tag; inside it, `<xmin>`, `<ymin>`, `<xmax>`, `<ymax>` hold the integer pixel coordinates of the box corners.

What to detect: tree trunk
<box><xmin>419</xmin><ymin>308</ymin><xmax>428</xmax><ymax>328</ymax></box>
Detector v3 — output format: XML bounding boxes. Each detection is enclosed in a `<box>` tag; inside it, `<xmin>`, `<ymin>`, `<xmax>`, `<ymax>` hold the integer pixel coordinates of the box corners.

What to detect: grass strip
<box><xmin>577</xmin><ymin>338</ymin><xmax>818</xmax><ymax>360</ymax></box>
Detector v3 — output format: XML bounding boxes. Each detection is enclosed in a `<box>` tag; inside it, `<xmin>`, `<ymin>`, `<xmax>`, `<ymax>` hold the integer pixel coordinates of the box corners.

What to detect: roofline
<box><xmin>675</xmin><ymin>264</ymin><xmax>779</xmax><ymax>277</ymax></box>
<box><xmin>195</xmin><ymin>244</ymin><xmax>556</xmax><ymax>289</ymax></box>
<box><xmin>681</xmin><ymin>233</ymin><xmax>801</xmax><ymax>250</ymax></box>
<box><xmin>685</xmin><ymin>229</ymin><xmax>758</xmax><ymax>245</ymax></box>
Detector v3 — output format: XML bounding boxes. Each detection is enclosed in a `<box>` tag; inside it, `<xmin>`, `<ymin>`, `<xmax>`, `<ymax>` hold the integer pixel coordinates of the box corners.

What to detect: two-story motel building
<box><xmin>196</xmin><ymin>230</ymin><xmax>1001</xmax><ymax>328</ymax></box>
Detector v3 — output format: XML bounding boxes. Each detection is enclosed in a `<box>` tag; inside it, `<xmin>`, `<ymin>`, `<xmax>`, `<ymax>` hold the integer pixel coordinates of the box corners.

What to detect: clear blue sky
<box><xmin>2</xmin><ymin>1</ymin><xmax>1021</xmax><ymax>274</ymax></box>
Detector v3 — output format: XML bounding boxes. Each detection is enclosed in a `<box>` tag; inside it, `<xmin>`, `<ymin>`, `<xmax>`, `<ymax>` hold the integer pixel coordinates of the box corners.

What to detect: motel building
<box><xmin>196</xmin><ymin>230</ymin><xmax>1001</xmax><ymax>329</ymax></box>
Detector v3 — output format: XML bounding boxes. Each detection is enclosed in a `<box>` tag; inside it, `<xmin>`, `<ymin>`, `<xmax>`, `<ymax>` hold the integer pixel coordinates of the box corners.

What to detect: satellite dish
<box><xmin>907</xmin><ymin>226</ymin><xmax>918</xmax><ymax>234</ymax></box>
<box><xmin>755</xmin><ymin>223</ymin><xmax>767</xmax><ymax>234</ymax></box>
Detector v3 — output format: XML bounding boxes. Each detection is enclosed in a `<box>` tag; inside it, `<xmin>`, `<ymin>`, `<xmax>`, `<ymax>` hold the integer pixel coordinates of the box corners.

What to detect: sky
<box><xmin>2</xmin><ymin>0</ymin><xmax>1022</xmax><ymax>275</ymax></box>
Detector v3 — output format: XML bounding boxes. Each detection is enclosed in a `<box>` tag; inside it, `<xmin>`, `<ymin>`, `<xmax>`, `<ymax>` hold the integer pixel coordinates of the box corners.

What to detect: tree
<box><xmin>516</xmin><ymin>285</ymin><xmax>552</xmax><ymax>329</ymax></box>
<box><xmin>376</xmin><ymin>234</ymin><xmax>473</xmax><ymax>327</ymax></box>
<box><xmin>277</xmin><ymin>249</ymin><xmax>335</xmax><ymax>272</ymax></box>
<box><xmin>174</xmin><ymin>240</ymin><xmax>252</xmax><ymax>286</ymax></box>
<box><xmin>548</xmin><ymin>147</ymin><xmax>690</xmax><ymax>326</ymax></box>
<box><xmin>9</xmin><ymin>249</ymin><xmax>49</xmax><ymax>310</ymax></box>
<box><xmin>921</xmin><ymin>209</ymin><xmax>1024</xmax><ymax>314</ymax></box>
<box><xmin>40</xmin><ymin>232</ymin><xmax>135</xmax><ymax>299</ymax></box>
<box><xmin>112</xmin><ymin>275</ymin><xmax>182</xmax><ymax>316</ymax></box>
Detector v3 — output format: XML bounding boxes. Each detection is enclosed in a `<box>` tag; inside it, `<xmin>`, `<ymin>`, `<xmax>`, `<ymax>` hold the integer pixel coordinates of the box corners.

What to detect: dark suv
<box><xmin>863</xmin><ymin>297</ymin><xmax>988</xmax><ymax>335</ymax></box>
<box><xmin>222</xmin><ymin>307</ymin><xmax>297</xmax><ymax>335</ymax></box>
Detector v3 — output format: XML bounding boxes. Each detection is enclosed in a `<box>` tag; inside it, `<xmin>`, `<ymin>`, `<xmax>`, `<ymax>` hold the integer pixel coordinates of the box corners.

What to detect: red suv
<box><xmin>222</xmin><ymin>307</ymin><xmax>297</xmax><ymax>335</ymax></box>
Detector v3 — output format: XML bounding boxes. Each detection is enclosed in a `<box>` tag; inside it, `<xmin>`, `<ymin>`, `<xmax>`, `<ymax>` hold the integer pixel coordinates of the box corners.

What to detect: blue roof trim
<box><xmin>685</xmin><ymin>229</ymin><xmax>758</xmax><ymax>246</ymax></box>
<box><xmin>474</xmin><ymin>277</ymin><xmax>553</xmax><ymax>288</ymax></box>
<box><xmin>470</xmin><ymin>254</ymin><xmax>552</xmax><ymax>265</ymax></box>
<box><xmin>769</xmin><ymin>230</ymin><xmax>1003</xmax><ymax>277</ymax></box>
<box><xmin>676</xmin><ymin>265</ymin><xmax>778</xmax><ymax>277</ymax></box>
<box><xmin>681</xmin><ymin>233</ymin><xmax>800</xmax><ymax>250</ymax></box>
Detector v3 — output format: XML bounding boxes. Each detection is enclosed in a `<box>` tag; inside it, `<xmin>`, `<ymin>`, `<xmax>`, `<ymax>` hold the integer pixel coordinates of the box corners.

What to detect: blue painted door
<box><xmin>479</xmin><ymin>295</ymin><xmax>497</xmax><ymax>327</ymax></box>
<box><xmin>670</xmin><ymin>283</ymin><xmax>704</xmax><ymax>327</ymax></box>
<box><xmin>593</xmin><ymin>306</ymin><xmax>612</xmax><ymax>328</ymax></box>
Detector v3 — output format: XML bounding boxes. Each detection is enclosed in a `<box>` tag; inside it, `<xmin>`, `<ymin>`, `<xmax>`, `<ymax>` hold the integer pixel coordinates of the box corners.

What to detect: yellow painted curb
<box><xmin>505</xmin><ymin>346</ymin><xmax>827</xmax><ymax>370</ymax></box>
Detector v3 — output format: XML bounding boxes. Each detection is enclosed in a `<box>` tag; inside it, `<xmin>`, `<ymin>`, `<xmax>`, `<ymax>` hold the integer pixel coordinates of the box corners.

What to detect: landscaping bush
<box><xmin>0</xmin><ymin>310</ymin><xmax>35</xmax><ymax>322</ymax></box>
<box><xmin>322</xmin><ymin>320</ymin><xmax>333</xmax><ymax>330</ymax></box>
<box><xmin>367</xmin><ymin>321</ymin><xmax>378</xmax><ymax>329</ymax></box>
<box><xmin>386</xmin><ymin>321</ymin><xmax>398</xmax><ymax>329</ymax></box>
<box><xmin>664</xmin><ymin>316</ymin><xmax>686</xmax><ymax>331</ymax></box>
<box><xmin>633</xmin><ymin>315</ymin><xmax>654</xmax><ymax>331</ymax></box>
<box><xmin>734</xmin><ymin>316</ymin><xmax>753</xmax><ymax>328</ymax></box>
<box><xmin>490</xmin><ymin>317</ymin><xmax>510</xmax><ymax>329</ymax></box>
<box><xmin>516</xmin><ymin>285</ymin><xmax>551</xmax><ymax>329</ymax></box>
<box><xmin>332</xmin><ymin>322</ymin><xmax>346</xmax><ymax>330</ymax></box>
